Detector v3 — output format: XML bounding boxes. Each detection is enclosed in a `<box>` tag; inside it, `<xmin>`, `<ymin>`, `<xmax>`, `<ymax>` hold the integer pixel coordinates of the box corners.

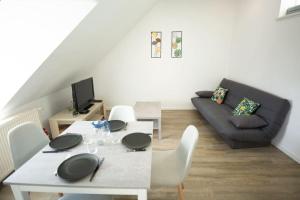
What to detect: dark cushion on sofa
<box><xmin>229</xmin><ymin>115</ymin><xmax>268</xmax><ymax>129</ymax></box>
<box><xmin>195</xmin><ymin>91</ymin><xmax>213</xmax><ymax>98</ymax></box>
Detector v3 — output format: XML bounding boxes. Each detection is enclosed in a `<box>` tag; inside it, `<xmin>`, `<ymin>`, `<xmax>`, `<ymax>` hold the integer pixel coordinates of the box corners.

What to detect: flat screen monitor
<box><xmin>72</xmin><ymin>77</ymin><xmax>94</xmax><ymax>112</ymax></box>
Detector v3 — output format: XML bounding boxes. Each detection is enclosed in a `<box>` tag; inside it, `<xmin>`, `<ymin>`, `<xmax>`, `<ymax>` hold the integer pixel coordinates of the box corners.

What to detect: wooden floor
<box><xmin>1</xmin><ymin>110</ymin><xmax>300</xmax><ymax>200</ymax></box>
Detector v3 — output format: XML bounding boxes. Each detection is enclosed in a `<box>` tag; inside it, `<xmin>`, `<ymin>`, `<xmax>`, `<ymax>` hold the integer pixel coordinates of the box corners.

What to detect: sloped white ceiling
<box><xmin>0</xmin><ymin>0</ymin><xmax>98</xmax><ymax>111</ymax></box>
<box><xmin>3</xmin><ymin>0</ymin><xmax>158</xmax><ymax>111</ymax></box>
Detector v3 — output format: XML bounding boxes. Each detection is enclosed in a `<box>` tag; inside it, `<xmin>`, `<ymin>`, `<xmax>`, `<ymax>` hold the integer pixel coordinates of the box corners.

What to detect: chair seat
<box><xmin>59</xmin><ymin>194</ymin><xmax>112</xmax><ymax>200</ymax></box>
<box><xmin>151</xmin><ymin>150</ymin><xmax>182</xmax><ymax>187</ymax></box>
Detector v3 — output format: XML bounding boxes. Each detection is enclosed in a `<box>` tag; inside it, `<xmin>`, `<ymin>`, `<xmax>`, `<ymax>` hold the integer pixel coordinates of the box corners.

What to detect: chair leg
<box><xmin>181</xmin><ymin>183</ymin><xmax>184</xmax><ymax>190</ymax></box>
<box><xmin>177</xmin><ymin>184</ymin><xmax>185</xmax><ymax>200</ymax></box>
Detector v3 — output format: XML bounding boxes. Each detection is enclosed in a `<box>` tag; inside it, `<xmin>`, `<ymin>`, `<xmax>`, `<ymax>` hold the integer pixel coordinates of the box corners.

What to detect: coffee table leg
<box><xmin>11</xmin><ymin>185</ymin><xmax>30</xmax><ymax>200</ymax></box>
<box><xmin>158</xmin><ymin>118</ymin><xmax>162</xmax><ymax>140</ymax></box>
<box><xmin>137</xmin><ymin>189</ymin><xmax>147</xmax><ymax>200</ymax></box>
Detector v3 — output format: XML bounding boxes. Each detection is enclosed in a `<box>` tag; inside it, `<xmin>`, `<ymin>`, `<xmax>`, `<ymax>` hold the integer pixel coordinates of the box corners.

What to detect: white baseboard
<box><xmin>272</xmin><ymin>142</ymin><xmax>300</xmax><ymax>164</ymax></box>
<box><xmin>161</xmin><ymin>107</ymin><xmax>195</xmax><ymax>110</ymax></box>
<box><xmin>106</xmin><ymin>106</ymin><xmax>196</xmax><ymax>110</ymax></box>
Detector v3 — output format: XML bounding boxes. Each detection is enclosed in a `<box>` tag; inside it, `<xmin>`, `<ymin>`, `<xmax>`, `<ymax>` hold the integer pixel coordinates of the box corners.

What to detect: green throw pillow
<box><xmin>211</xmin><ymin>87</ymin><xmax>228</xmax><ymax>104</ymax></box>
<box><xmin>233</xmin><ymin>98</ymin><xmax>260</xmax><ymax>116</ymax></box>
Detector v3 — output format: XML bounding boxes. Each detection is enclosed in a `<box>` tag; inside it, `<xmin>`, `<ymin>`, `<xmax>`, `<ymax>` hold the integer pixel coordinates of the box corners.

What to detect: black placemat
<box><xmin>108</xmin><ymin>120</ymin><xmax>126</xmax><ymax>132</ymax></box>
<box><xmin>122</xmin><ymin>132</ymin><xmax>151</xmax><ymax>150</ymax></box>
<box><xmin>49</xmin><ymin>134</ymin><xmax>82</xmax><ymax>150</ymax></box>
<box><xmin>57</xmin><ymin>153</ymin><xmax>99</xmax><ymax>182</ymax></box>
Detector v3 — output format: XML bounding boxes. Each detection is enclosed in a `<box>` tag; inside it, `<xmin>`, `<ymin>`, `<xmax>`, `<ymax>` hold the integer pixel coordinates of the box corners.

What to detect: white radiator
<box><xmin>0</xmin><ymin>108</ymin><xmax>42</xmax><ymax>181</ymax></box>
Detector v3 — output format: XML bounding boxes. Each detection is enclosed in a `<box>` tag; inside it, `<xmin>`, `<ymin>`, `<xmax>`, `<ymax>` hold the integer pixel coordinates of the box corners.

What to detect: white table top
<box><xmin>134</xmin><ymin>102</ymin><xmax>161</xmax><ymax>119</ymax></box>
<box><xmin>5</xmin><ymin>121</ymin><xmax>153</xmax><ymax>189</ymax></box>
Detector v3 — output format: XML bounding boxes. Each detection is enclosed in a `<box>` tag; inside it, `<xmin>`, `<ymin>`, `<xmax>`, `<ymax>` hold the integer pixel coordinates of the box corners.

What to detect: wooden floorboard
<box><xmin>1</xmin><ymin>110</ymin><xmax>300</xmax><ymax>200</ymax></box>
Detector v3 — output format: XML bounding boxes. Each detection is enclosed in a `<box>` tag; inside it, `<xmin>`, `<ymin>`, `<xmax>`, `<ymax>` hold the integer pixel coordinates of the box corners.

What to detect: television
<box><xmin>72</xmin><ymin>77</ymin><xmax>95</xmax><ymax>113</ymax></box>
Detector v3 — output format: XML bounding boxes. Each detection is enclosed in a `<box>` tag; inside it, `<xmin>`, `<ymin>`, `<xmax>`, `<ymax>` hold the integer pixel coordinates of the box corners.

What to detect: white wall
<box><xmin>2</xmin><ymin>87</ymin><xmax>72</xmax><ymax>130</ymax></box>
<box><xmin>228</xmin><ymin>0</ymin><xmax>300</xmax><ymax>163</ymax></box>
<box><xmin>92</xmin><ymin>0</ymin><xmax>237</xmax><ymax>109</ymax></box>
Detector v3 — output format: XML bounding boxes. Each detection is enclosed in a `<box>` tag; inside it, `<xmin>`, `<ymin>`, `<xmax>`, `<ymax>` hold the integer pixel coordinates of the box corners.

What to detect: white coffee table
<box><xmin>134</xmin><ymin>102</ymin><xmax>162</xmax><ymax>140</ymax></box>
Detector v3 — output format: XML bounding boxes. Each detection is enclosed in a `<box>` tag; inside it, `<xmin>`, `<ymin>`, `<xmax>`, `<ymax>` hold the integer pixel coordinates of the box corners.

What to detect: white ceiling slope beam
<box><xmin>0</xmin><ymin>0</ymin><xmax>98</xmax><ymax>114</ymax></box>
<box><xmin>3</xmin><ymin>0</ymin><xmax>158</xmax><ymax>114</ymax></box>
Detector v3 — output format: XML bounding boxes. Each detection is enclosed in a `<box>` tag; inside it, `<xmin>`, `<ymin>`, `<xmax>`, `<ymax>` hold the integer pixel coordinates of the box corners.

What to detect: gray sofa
<box><xmin>191</xmin><ymin>78</ymin><xmax>290</xmax><ymax>148</ymax></box>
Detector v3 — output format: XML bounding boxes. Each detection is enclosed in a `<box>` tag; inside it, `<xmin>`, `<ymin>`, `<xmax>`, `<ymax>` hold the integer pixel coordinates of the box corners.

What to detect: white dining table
<box><xmin>4</xmin><ymin>121</ymin><xmax>153</xmax><ymax>200</ymax></box>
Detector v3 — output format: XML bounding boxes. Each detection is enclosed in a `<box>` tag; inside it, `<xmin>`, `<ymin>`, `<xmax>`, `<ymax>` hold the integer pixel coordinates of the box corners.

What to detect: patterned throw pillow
<box><xmin>211</xmin><ymin>87</ymin><xmax>228</xmax><ymax>104</ymax></box>
<box><xmin>233</xmin><ymin>98</ymin><xmax>260</xmax><ymax>116</ymax></box>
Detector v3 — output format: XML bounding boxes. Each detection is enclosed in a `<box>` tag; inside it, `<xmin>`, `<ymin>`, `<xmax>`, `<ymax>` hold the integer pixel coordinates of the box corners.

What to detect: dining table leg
<box><xmin>11</xmin><ymin>185</ymin><xmax>30</xmax><ymax>200</ymax></box>
<box><xmin>137</xmin><ymin>189</ymin><xmax>147</xmax><ymax>200</ymax></box>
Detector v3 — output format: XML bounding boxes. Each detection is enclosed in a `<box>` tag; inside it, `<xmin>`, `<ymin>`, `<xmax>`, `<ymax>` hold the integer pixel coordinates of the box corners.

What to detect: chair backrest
<box><xmin>108</xmin><ymin>105</ymin><xmax>136</xmax><ymax>122</ymax></box>
<box><xmin>8</xmin><ymin>121</ymin><xmax>49</xmax><ymax>169</ymax></box>
<box><xmin>176</xmin><ymin>125</ymin><xmax>199</xmax><ymax>182</ymax></box>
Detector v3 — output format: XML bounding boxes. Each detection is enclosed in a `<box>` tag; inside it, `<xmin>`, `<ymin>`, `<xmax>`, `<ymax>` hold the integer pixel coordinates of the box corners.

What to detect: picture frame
<box><xmin>151</xmin><ymin>31</ymin><xmax>162</xmax><ymax>58</ymax></box>
<box><xmin>171</xmin><ymin>31</ymin><xmax>182</xmax><ymax>58</ymax></box>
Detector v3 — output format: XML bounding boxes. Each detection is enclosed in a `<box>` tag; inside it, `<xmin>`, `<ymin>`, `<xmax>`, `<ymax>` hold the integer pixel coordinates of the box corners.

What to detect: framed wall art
<box><xmin>171</xmin><ymin>31</ymin><xmax>182</xmax><ymax>58</ymax></box>
<box><xmin>151</xmin><ymin>31</ymin><xmax>162</xmax><ymax>58</ymax></box>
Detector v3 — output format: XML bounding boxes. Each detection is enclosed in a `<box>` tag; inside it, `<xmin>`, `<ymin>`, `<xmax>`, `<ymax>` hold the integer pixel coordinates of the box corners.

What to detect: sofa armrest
<box><xmin>195</xmin><ymin>91</ymin><xmax>213</xmax><ymax>98</ymax></box>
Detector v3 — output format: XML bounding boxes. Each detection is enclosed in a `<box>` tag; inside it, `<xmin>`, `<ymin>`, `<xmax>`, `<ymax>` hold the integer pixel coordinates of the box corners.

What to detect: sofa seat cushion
<box><xmin>191</xmin><ymin>97</ymin><xmax>269</xmax><ymax>143</ymax></box>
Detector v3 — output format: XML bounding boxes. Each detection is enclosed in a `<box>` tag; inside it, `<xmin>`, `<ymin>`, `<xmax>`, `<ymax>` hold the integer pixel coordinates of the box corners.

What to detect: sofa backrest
<box><xmin>220</xmin><ymin>78</ymin><xmax>290</xmax><ymax>139</ymax></box>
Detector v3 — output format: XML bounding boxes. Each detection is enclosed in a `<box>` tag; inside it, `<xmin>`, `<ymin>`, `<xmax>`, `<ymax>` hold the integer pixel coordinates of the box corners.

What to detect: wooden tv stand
<box><xmin>49</xmin><ymin>102</ymin><xmax>106</xmax><ymax>138</ymax></box>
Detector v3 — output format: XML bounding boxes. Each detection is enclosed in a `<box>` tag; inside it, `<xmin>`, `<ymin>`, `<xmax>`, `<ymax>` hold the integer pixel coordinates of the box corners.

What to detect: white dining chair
<box><xmin>8</xmin><ymin>122</ymin><xmax>111</xmax><ymax>200</ymax></box>
<box><xmin>108</xmin><ymin>105</ymin><xmax>136</xmax><ymax>122</ymax></box>
<box><xmin>151</xmin><ymin>125</ymin><xmax>199</xmax><ymax>200</ymax></box>
<box><xmin>8</xmin><ymin>121</ymin><xmax>50</xmax><ymax>169</ymax></box>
